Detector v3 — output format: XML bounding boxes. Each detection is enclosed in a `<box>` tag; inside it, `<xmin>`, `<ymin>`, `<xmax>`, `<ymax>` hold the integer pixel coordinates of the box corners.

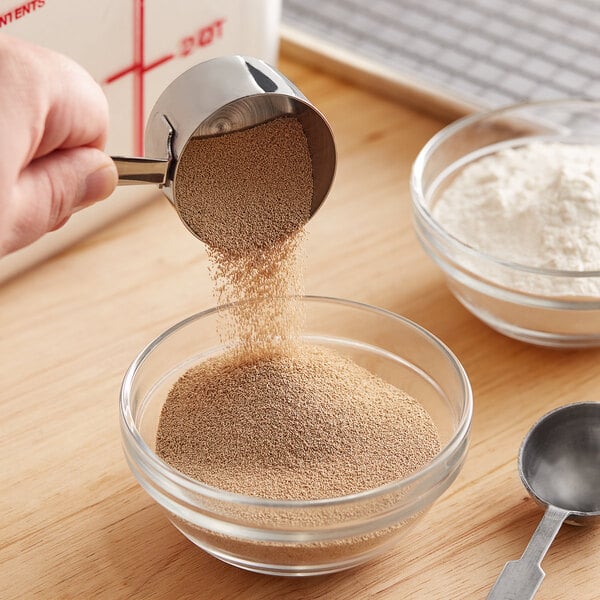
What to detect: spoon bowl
<box><xmin>520</xmin><ymin>402</ymin><xmax>600</xmax><ymax>521</ymax></box>
<box><xmin>488</xmin><ymin>401</ymin><xmax>600</xmax><ymax>599</ymax></box>
<box><xmin>112</xmin><ymin>56</ymin><xmax>336</xmax><ymax>241</ymax></box>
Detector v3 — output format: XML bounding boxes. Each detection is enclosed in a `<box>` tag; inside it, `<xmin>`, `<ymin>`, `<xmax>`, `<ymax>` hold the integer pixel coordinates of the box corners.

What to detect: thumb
<box><xmin>3</xmin><ymin>147</ymin><xmax>117</xmax><ymax>255</ymax></box>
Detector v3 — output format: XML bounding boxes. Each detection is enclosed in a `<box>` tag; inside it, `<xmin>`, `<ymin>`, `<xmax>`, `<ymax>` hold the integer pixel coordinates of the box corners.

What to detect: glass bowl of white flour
<box><xmin>411</xmin><ymin>100</ymin><xmax>600</xmax><ymax>347</ymax></box>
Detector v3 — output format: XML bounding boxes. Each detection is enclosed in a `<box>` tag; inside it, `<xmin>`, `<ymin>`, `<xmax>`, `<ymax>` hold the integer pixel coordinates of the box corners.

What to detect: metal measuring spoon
<box><xmin>487</xmin><ymin>401</ymin><xmax>600</xmax><ymax>600</ymax></box>
<box><xmin>111</xmin><ymin>55</ymin><xmax>336</xmax><ymax>240</ymax></box>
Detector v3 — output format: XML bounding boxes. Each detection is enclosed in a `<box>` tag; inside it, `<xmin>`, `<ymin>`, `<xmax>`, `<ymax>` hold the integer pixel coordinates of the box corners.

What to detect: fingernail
<box><xmin>81</xmin><ymin>162</ymin><xmax>117</xmax><ymax>207</ymax></box>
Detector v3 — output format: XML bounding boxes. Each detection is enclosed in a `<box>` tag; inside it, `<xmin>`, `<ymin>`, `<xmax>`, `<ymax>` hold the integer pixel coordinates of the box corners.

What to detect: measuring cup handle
<box><xmin>112</xmin><ymin>156</ymin><xmax>169</xmax><ymax>185</ymax></box>
<box><xmin>487</xmin><ymin>505</ymin><xmax>568</xmax><ymax>600</ymax></box>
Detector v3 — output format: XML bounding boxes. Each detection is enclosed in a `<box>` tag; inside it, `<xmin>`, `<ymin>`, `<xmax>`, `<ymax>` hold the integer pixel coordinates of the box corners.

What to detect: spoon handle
<box><xmin>112</xmin><ymin>156</ymin><xmax>169</xmax><ymax>185</ymax></box>
<box><xmin>487</xmin><ymin>505</ymin><xmax>568</xmax><ymax>600</ymax></box>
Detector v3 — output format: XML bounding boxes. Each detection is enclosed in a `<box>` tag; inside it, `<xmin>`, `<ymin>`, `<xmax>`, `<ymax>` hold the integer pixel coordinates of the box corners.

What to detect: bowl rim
<box><xmin>410</xmin><ymin>98</ymin><xmax>600</xmax><ymax>279</ymax></box>
<box><xmin>120</xmin><ymin>295</ymin><xmax>473</xmax><ymax>508</ymax></box>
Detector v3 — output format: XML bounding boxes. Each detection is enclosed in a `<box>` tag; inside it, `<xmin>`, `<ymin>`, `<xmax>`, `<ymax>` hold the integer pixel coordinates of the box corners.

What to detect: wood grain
<box><xmin>1</xmin><ymin>57</ymin><xmax>599</xmax><ymax>600</ymax></box>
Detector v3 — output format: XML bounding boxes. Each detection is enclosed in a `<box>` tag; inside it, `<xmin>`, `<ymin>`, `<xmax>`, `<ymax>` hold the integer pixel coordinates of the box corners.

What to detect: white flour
<box><xmin>433</xmin><ymin>142</ymin><xmax>600</xmax><ymax>296</ymax></box>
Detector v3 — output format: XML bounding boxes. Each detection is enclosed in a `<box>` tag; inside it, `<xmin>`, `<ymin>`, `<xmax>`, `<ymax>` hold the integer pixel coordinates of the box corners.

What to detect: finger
<box><xmin>36</xmin><ymin>57</ymin><xmax>109</xmax><ymax>157</ymax></box>
<box><xmin>0</xmin><ymin>35</ymin><xmax>109</xmax><ymax>167</ymax></box>
<box><xmin>1</xmin><ymin>147</ymin><xmax>117</xmax><ymax>255</ymax></box>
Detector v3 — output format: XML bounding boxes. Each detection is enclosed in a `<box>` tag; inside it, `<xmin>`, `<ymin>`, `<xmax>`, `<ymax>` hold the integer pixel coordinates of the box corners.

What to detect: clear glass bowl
<box><xmin>411</xmin><ymin>100</ymin><xmax>600</xmax><ymax>347</ymax></box>
<box><xmin>120</xmin><ymin>296</ymin><xmax>472</xmax><ymax>576</ymax></box>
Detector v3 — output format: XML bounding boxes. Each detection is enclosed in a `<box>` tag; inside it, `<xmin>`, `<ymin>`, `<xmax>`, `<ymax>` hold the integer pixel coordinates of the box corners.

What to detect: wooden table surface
<box><xmin>1</xmin><ymin>57</ymin><xmax>599</xmax><ymax>600</ymax></box>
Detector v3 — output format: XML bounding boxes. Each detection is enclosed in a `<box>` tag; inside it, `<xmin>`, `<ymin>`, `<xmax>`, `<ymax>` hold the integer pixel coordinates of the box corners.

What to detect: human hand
<box><xmin>0</xmin><ymin>34</ymin><xmax>117</xmax><ymax>257</ymax></box>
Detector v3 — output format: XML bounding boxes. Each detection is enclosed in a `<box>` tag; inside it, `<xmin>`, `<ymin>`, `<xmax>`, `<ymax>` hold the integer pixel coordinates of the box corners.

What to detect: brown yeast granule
<box><xmin>174</xmin><ymin>117</ymin><xmax>313</xmax><ymax>353</ymax></box>
<box><xmin>156</xmin><ymin>344</ymin><xmax>441</xmax><ymax>500</ymax></box>
<box><xmin>158</xmin><ymin>113</ymin><xmax>441</xmax><ymax>506</ymax></box>
<box><xmin>175</xmin><ymin>116</ymin><xmax>313</xmax><ymax>257</ymax></box>
<box><xmin>207</xmin><ymin>234</ymin><xmax>305</xmax><ymax>355</ymax></box>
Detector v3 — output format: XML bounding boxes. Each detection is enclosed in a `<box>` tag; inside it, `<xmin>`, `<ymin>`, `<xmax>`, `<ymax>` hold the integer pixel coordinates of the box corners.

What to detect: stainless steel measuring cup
<box><xmin>111</xmin><ymin>55</ymin><xmax>336</xmax><ymax>241</ymax></box>
<box><xmin>487</xmin><ymin>402</ymin><xmax>600</xmax><ymax>600</ymax></box>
